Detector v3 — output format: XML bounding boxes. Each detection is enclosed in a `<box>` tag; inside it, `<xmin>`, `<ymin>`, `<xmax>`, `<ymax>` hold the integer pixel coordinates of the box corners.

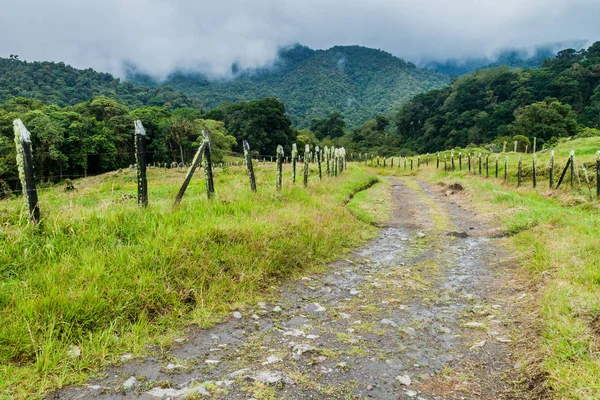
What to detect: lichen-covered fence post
<box><xmin>459</xmin><ymin>152</ymin><xmax>462</xmax><ymax>170</ymax></box>
<box><xmin>485</xmin><ymin>154</ymin><xmax>489</xmax><ymax>177</ymax></box>
<box><xmin>202</xmin><ymin>131</ymin><xmax>215</xmax><ymax>198</ymax></box>
<box><xmin>436</xmin><ymin>153</ymin><xmax>439</xmax><ymax>169</ymax></box>
<box><xmin>503</xmin><ymin>141</ymin><xmax>507</xmax><ymax>153</ymax></box>
<box><xmin>495</xmin><ymin>154</ymin><xmax>499</xmax><ymax>178</ymax></box>
<box><xmin>173</xmin><ymin>140</ymin><xmax>208</xmax><ymax>206</ymax></box>
<box><xmin>597</xmin><ymin>151</ymin><xmax>600</xmax><ymax>198</ymax></box>
<box><xmin>410</xmin><ymin>157</ymin><xmax>413</xmax><ymax>171</ymax></box>
<box><xmin>391</xmin><ymin>157</ymin><xmax>394</xmax><ymax>167</ymax></box>
<box><xmin>517</xmin><ymin>155</ymin><xmax>523</xmax><ymax>187</ymax></box>
<box><xmin>468</xmin><ymin>153</ymin><xmax>471</xmax><ymax>172</ymax></box>
<box><xmin>582</xmin><ymin>163</ymin><xmax>593</xmax><ymax>201</ymax></box>
<box><xmin>134</xmin><ymin>120</ymin><xmax>148</xmax><ymax>207</ymax></box>
<box><xmin>514</xmin><ymin>140</ymin><xmax>518</xmax><ymax>152</ymax></box>
<box><xmin>13</xmin><ymin>119</ymin><xmax>40</xmax><ymax>223</ymax></box>
<box><xmin>243</xmin><ymin>140</ymin><xmax>257</xmax><ymax>193</ymax></box>
<box><xmin>303</xmin><ymin>144</ymin><xmax>310</xmax><ymax>187</ymax></box>
<box><xmin>549</xmin><ymin>151</ymin><xmax>555</xmax><ymax>189</ymax></box>
<box><xmin>316</xmin><ymin>145</ymin><xmax>322</xmax><ymax>180</ymax></box>
<box><xmin>418</xmin><ymin>156</ymin><xmax>421</xmax><ymax>168</ymax></box>
<box><xmin>569</xmin><ymin>150</ymin><xmax>575</xmax><ymax>188</ymax></box>
<box><xmin>504</xmin><ymin>156</ymin><xmax>508</xmax><ymax>182</ymax></box>
<box><xmin>276</xmin><ymin>145</ymin><xmax>284</xmax><ymax>191</ymax></box>
<box><xmin>292</xmin><ymin>143</ymin><xmax>298</xmax><ymax>182</ymax></box>
<box><xmin>532</xmin><ymin>154</ymin><xmax>537</xmax><ymax>188</ymax></box>
<box><xmin>450</xmin><ymin>152</ymin><xmax>454</xmax><ymax>170</ymax></box>
<box><xmin>383</xmin><ymin>157</ymin><xmax>387</xmax><ymax>167</ymax></box>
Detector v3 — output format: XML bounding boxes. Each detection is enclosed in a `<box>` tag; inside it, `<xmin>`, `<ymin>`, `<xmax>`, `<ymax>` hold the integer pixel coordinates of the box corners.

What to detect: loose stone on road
<box><xmin>53</xmin><ymin>177</ymin><xmax>532</xmax><ymax>400</ymax></box>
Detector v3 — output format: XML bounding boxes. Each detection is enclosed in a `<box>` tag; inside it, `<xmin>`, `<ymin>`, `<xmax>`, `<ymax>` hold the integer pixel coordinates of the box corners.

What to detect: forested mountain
<box><xmin>421</xmin><ymin>42</ymin><xmax>586</xmax><ymax>77</ymax></box>
<box><xmin>131</xmin><ymin>45</ymin><xmax>450</xmax><ymax>128</ymax></box>
<box><xmin>389</xmin><ymin>42</ymin><xmax>600</xmax><ymax>154</ymax></box>
<box><xmin>0</xmin><ymin>57</ymin><xmax>202</xmax><ymax>110</ymax></box>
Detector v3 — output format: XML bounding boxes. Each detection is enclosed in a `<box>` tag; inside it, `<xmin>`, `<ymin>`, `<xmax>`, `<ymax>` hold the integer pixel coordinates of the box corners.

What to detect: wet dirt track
<box><xmin>52</xmin><ymin>177</ymin><xmax>535</xmax><ymax>400</ymax></box>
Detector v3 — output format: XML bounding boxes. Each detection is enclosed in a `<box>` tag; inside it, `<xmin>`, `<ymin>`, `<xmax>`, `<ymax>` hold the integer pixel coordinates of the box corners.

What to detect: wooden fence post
<box><xmin>450</xmin><ymin>153</ymin><xmax>454</xmax><ymax>170</ymax></box>
<box><xmin>533</xmin><ymin>137</ymin><xmax>537</xmax><ymax>154</ymax></box>
<box><xmin>304</xmin><ymin>144</ymin><xmax>310</xmax><ymax>186</ymax></box>
<box><xmin>418</xmin><ymin>156</ymin><xmax>421</xmax><ymax>168</ymax></box>
<box><xmin>383</xmin><ymin>157</ymin><xmax>387</xmax><ymax>167</ymax></box>
<box><xmin>436</xmin><ymin>153</ymin><xmax>439</xmax><ymax>169</ymax></box>
<box><xmin>292</xmin><ymin>143</ymin><xmax>298</xmax><ymax>182</ymax></box>
<box><xmin>514</xmin><ymin>141</ymin><xmax>518</xmax><ymax>152</ymax></box>
<box><xmin>517</xmin><ymin>155</ymin><xmax>522</xmax><ymax>187</ymax></box>
<box><xmin>134</xmin><ymin>120</ymin><xmax>148</xmax><ymax>207</ymax></box>
<box><xmin>316</xmin><ymin>145</ymin><xmax>322</xmax><ymax>180</ymax></box>
<box><xmin>410</xmin><ymin>158</ymin><xmax>413</xmax><ymax>170</ymax></box>
<box><xmin>468</xmin><ymin>153</ymin><xmax>471</xmax><ymax>172</ymax></box>
<box><xmin>582</xmin><ymin>163</ymin><xmax>593</xmax><ymax>201</ymax></box>
<box><xmin>503</xmin><ymin>141</ymin><xmax>507</xmax><ymax>153</ymax></box>
<box><xmin>276</xmin><ymin>145</ymin><xmax>284</xmax><ymax>191</ymax></box>
<box><xmin>479</xmin><ymin>153</ymin><xmax>482</xmax><ymax>175</ymax></box>
<box><xmin>202</xmin><ymin>131</ymin><xmax>215</xmax><ymax>198</ymax></box>
<box><xmin>495</xmin><ymin>154</ymin><xmax>499</xmax><ymax>178</ymax></box>
<box><xmin>391</xmin><ymin>157</ymin><xmax>394</xmax><ymax>167</ymax></box>
<box><xmin>485</xmin><ymin>154</ymin><xmax>489</xmax><ymax>177</ymax></box>
<box><xmin>504</xmin><ymin>156</ymin><xmax>508</xmax><ymax>182</ymax></box>
<box><xmin>459</xmin><ymin>152</ymin><xmax>462</xmax><ymax>170</ymax></box>
<box><xmin>13</xmin><ymin>119</ymin><xmax>40</xmax><ymax>223</ymax></box>
<box><xmin>532</xmin><ymin>154</ymin><xmax>537</xmax><ymax>188</ymax></box>
<box><xmin>596</xmin><ymin>151</ymin><xmax>600</xmax><ymax>198</ymax></box>
<box><xmin>173</xmin><ymin>141</ymin><xmax>207</xmax><ymax>206</ymax></box>
<box><xmin>570</xmin><ymin>150</ymin><xmax>575</xmax><ymax>188</ymax></box>
<box><xmin>555</xmin><ymin>157</ymin><xmax>572</xmax><ymax>190</ymax></box>
<box><xmin>243</xmin><ymin>140</ymin><xmax>257</xmax><ymax>192</ymax></box>
<box><xmin>549</xmin><ymin>150</ymin><xmax>555</xmax><ymax>189</ymax></box>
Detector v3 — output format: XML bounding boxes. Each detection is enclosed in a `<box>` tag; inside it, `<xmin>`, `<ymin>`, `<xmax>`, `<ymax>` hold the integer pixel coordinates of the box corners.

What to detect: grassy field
<box><xmin>369</xmin><ymin>137</ymin><xmax>600</xmax><ymax>399</ymax></box>
<box><xmin>0</xmin><ymin>162</ymin><xmax>383</xmax><ymax>399</ymax></box>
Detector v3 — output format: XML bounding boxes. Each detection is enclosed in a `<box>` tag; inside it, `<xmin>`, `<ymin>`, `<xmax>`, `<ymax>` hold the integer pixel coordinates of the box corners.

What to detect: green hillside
<box><xmin>135</xmin><ymin>44</ymin><xmax>451</xmax><ymax>128</ymax></box>
<box><xmin>391</xmin><ymin>41</ymin><xmax>600</xmax><ymax>154</ymax></box>
<box><xmin>0</xmin><ymin>58</ymin><xmax>202</xmax><ymax>110</ymax></box>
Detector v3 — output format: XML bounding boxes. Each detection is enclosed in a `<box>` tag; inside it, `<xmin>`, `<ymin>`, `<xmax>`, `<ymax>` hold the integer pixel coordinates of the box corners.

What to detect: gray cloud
<box><xmin>1</xmin><ymin>0</ymin><xmax>599</xmax><ymax>78</ymax></box>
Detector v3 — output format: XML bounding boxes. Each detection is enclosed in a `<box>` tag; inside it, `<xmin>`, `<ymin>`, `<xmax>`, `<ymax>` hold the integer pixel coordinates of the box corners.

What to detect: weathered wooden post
<box><xmin>243</xmin><ymin>140</ymin><xmax>257</xmax><ymax>193</ymax></box>
<box><xmin>495</xmin><ymin>154</ymin><xmax>499</xmax><ymax>178</ymax></box>
<box><xmin>485</xmin><ymin>154</ymin><xmax>489</xmax><ymax>177</ymax></box>
<box><xmin>444</xmin><ymin>155</ymin><xmax>447</xmax><ymax>171</ymax></box>
<box><xmin>532</xmin><ymin>154</ymin><xmax>537</xmax><ymax>188</ymax></box>
<box><xmin>596</xmin><ymin>151</ymin><xmax>600</xmax><ymax>198</ymax></box>
<box><xmin>133</xmin><ymin>120</ymin><xmax>148</xmax><ymax>207</ymax></box>
<box><xmin>391</xmin><ymin>157</ymin><xmax>394</xmax><ymax>167</ymax></box>
<box><xmin>276</xmin><ymin>145</ymin><xmax>284</xmax><ymax>191</ymax></box>
<box><xmin>418</xmin><ymin>156</ymin><xmax>421</xmax><ymax>168</ymax></box>
<box><xmin>292</xmin><ymin>143</ymin><xmax>298</xmax><ymax>182</ymax></box>
<box><xmin>570</xmin><ymin>150</ymin><xmax>575</xmax><ymax>188</ymax></box>
<box><xmin>503</xmin><ymin>141</ymin><xmax>507</xmax><ymax>153</ymax></box>
<box><xmin>173</xmin><ymin>141</ymin><xmax>208</xmax><ymax>206</ymax></box>
<box><xmin>504</xmin><ymin>156</ymin><xmax>508</xmax><ymax>182</ymax></box>
<box><xmin>316</xmin><ymin>145</ymin><xmax>322</xmax><ymax>180</ymax></box>
<box><xmin>468</xmin><ymin>153</ymin><xmax>471</xmax><ymax>172</ymax></box>
<box><xmin>410</xmin><ymin>158</ymin><xmax>413</xmax><ymax>170</ymax></box>
<box><xmin>202</xmin><ymin>131</ymin><xmax>215</xmax><ymax>198</ymax></box>
<box><xmin>479</xmin><ymin>153</ymin><xmax>482</xmax><ymax>175</ymax></box>
<box><xmin>549</xmin><ymin>150</ymin><xmax>555</xmax><ymax>189</ymax></box>
<box><xmin>426</xmin><ymin>153</ymin><xmax>429</xmax><ymax>166</ymax></box>
<box><xmin>533</xmin><ymin>137</ymin><xmax>537</xmax><ymax>154</ymax></box>
<box><xmin>517</xmin><ymin>155</ymin><xmax>523</xmax><ymax>187</ymax></box>
<box><xmin>582</xmin><ymin>163</ymin><xmax>593</xmax><ymax>201</ymax></box>
<box><xmin>555</xmin><ymin>156</ymin><xmax>572</xmax><ymax>190</ymax></box>
<box><xmin>514</xmin><ymin>141</ymin><xmax>518</xmax><ymax>152</ymax></box>
<box><xmin>525</xmin><ymin>145</ymin><xmax>529</xmax><ymax>154</ymax></box>
<box><xmin>451</xmin><ymin>152</ymin><xmax>454</xmax><ymax>170</ymax></box>
<box><xmin>13</xmin><ymin>119</ymin><xmax>40</xmax><ymax>223</ymax></box>
<box><xmin>459</xmin><ymin>152</ymin><xmax>462</xmax><ymax>170</ymax></box>
<box><xmin>383</xmin><ymin>157</ymin><xmax>387</xmax><ymax>167</ymax></box>
<box><xmin>436</xmin><ymin>153</ymin><xmax>439</xmax><ymax>169</ymax></box>
<box><xmin>304</xmin><ymin>144</ymin><xmax>310</xmax><ymax>186</ymax></box>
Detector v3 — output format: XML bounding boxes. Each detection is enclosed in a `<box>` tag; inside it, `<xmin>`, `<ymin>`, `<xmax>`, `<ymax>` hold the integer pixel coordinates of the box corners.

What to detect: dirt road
<box><xmin>53</xmin><ymin>177</ymin><xmax>534</xmax><ymax>400</ymax></box>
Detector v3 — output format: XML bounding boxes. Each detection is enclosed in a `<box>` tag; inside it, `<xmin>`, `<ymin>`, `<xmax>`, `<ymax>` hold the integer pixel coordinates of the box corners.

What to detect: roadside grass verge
<box><xmin>0</xmin><ymin>163</ymin><xmax>382</xmax><ymax>399</ymax></box>
<box><xmin>344</xmin><ymin>177</ymin><xmax>391</xmax><ymax>226</ymax></box>
<box><xmin>420</xmin><ymin>169</ymin><xmax>600</xmax><ymax>399</ymax></box>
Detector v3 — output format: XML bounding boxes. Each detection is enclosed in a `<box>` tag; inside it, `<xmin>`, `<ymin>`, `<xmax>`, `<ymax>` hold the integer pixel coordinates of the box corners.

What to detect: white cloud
<box><xmin>1</xmin><ymin>0</ymin><xmax>598</xmax><ymax>78</ymax></box>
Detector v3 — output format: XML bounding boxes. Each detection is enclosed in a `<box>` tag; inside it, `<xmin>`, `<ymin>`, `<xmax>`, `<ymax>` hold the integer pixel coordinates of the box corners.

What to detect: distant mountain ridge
<box><xmin>130</xmin><ymin>44</ymin><xmax>451</xmax><ymax>128</ymax></box>
<box><xmin>422</xmin><ymin>41</ymin><xmax>588</xmax><ymax>76</ymax></box>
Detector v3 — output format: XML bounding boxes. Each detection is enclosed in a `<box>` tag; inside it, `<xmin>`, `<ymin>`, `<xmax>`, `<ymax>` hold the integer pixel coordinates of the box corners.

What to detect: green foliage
<box><xmin>512</xmin><ymin>135</ymin><xmax>531</xmax><ymax>152</ymax></box>
<box><xmin>576</xmin><ymin>127</ymin><xmax>600</xmax><ymax>138</ymax></box>
<box><xmin>0</xmin><ymin>97</ymin><xmax>236</xmax><ymax>191</ymax></box>
<box><xmin>133</xmin><ymin>45</ymin><xmax>450</xmax><ymax>128</ymax></box>
<box><xmin>203</xmin><ymin>98</ymin><xmax>296</xmax><ymax>156</ymax></box>
<box><xmin>0</xmin><ymin>58</ymin><xmax>202</xmax><ymax>110</ymax></box>
<box><xmin>392</xmin><ymin>41</ymin><xmax>600</xmax><ymax>153</ymax></box>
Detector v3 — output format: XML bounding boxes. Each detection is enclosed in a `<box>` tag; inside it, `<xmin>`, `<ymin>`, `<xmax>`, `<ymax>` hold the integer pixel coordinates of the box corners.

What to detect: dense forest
<box><xmin>0</xmin><ymin>57</ymin><xmax>202</xmax><ymax>109</ymax></box>
<box><xmin>388</xmin><ymin>41</ymin><xmax>600</xmax><ymax>154</ymax></box>
<box><xmin>0</xmin><ymin>96</ymin><xmax>296</xmax><ymax>195</ymax></box>
<box><xmin>132</xmin><ymin>44</ymin><xmax>450</xmax><ymax>128</ymax></box>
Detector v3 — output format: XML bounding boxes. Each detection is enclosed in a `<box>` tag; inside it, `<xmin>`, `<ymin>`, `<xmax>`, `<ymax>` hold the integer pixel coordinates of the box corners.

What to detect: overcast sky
<box><xmin>1</xmin><ymin>0</ymin><xmax>598</xmax><ymax>78</ymax></box>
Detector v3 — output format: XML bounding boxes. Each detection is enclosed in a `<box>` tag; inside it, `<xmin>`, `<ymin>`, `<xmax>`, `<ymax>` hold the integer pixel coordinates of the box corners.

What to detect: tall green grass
<box><xmin>0</xmin><ymin>163</ymin><xmax>381</xmax><ymax>398</ymax></box>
